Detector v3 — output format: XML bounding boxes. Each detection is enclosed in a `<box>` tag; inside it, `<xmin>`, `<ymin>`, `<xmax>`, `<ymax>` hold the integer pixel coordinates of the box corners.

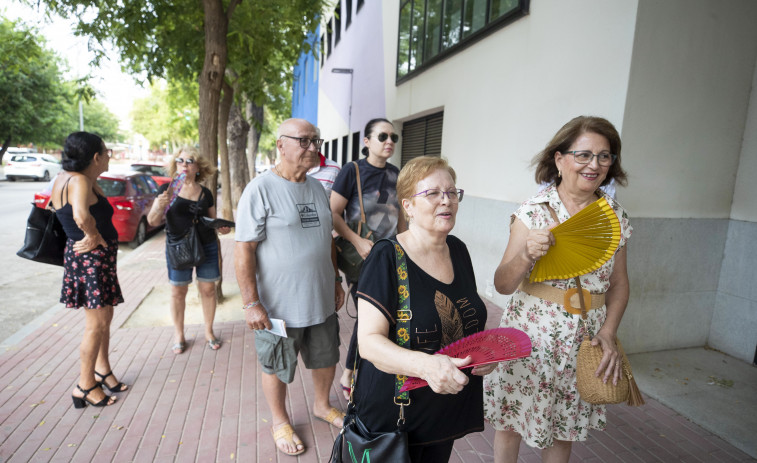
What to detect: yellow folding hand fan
<box><xmin>530</xmin><ymin>197</ymin><xmax>621</xmax><ymax>282</ymax></box>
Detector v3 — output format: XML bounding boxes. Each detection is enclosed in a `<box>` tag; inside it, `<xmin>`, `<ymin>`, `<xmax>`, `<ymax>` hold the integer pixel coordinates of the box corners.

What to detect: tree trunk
<box><xmin>198</xmin><ymin>0</ymin><xmax>239</xmax><ymax>303</ymax></box>
<box><xmin>0</xmin><ymin>135</ymin><xmax>10</xmax><ymax>164</ymax></box>
<box><xmin>246</xmin><ymin>100</ymin><xmax>265</xmax><ymax>182</ymax></box>
<box><xmin>228</xmin><ymin>98</ymin><xmax>250</xmax><ymax>207</ymax></box>
<box><xmin>218</xmin><ymin>79</ymin><xmax>234</xmax><ymax>220</ymax></box>
<box><xmin>199</xmin><ymin>0</ymin><xmax>237</xmax><ymax>198</ymax></box>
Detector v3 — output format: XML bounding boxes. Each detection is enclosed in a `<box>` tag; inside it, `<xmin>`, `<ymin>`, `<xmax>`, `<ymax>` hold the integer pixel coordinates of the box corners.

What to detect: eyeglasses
<box><xmin>564</xmin><ymin>150</ymin><xmax>617</xmax><ymax>166</ymax></box>
<box><xmin>102</xmin><ymin>149</ymin><xmax>113</xmax><ymax>158</ymax></box>
<box><xmin>411</xmin><ymin>188</ymin><xmax>464</xmax><ymax>202</ymax></box>
<box><xmin>373</xmin><ymin>132</ymin><xmax>399</xmax><ymax>143</ymax></box>
<box><xmin>175</xmin><ymin>158</ymin><xmax>195</xmax><ymax>165</ymax></box>
<box><xmin>279</xmin><ymin>135</ymin><xmax>324</xmax><ymax>149</ymax></box>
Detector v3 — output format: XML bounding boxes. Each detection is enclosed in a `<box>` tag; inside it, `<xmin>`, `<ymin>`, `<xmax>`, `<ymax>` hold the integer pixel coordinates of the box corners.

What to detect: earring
<box><xmin>558</xmin><ymin>170</ymin><xmax>561</xmax><ymax>178</ymax></box>
<box><xmin>196</xmin><ymin>172</ymin><xmax>200</xmax><ymax>176</ymax></box>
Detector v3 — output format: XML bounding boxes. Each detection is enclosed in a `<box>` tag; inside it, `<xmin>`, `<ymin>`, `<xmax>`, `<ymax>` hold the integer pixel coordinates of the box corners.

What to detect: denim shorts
<box><xmin>166</xmin><ymin>239</ymin><xmax>221</xmax><ymax>286</ymax></box>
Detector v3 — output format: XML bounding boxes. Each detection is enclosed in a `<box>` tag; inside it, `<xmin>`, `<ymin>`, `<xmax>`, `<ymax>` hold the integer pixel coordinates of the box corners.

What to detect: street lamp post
<box><xmin>331</xmin><ymin>68</ymin><xmax>354</xmax><ymax>132</ymax></box>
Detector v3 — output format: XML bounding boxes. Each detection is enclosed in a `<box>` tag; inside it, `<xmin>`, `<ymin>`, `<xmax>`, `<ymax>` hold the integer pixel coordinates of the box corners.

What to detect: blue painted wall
<box><xmin>291</xmin><ymin>25</ymin><xmax>320</xmax><ymax>126</ymax></box>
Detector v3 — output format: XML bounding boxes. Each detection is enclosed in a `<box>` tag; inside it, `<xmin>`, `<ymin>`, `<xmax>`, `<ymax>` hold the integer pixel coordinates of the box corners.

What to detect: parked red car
<box><xmin>130</xmin><ymin>162</ymin><xmax>171</xmax><ymax>186</ymax></box>
<box><xmin>33</xmin><ymin>171</ymin><xmax>165</xmax><ymax>247</ymax></box>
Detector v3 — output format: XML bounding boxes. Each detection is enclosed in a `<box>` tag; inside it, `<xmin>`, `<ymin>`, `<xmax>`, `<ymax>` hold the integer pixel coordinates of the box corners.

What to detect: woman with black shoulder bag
<box><xmin>147</xmin><ymin>147</ymin><xmax>231</xmax><ymax>355</ymax></box>
<box><xmin>341</xmin><ymin>156</ymin><xmax>490</xmax><ymax>463</ymax></box>
<box><xmin>331</xmin><ymin>118</ymin><xmax>408</xmax><ymax>399</ymax></box>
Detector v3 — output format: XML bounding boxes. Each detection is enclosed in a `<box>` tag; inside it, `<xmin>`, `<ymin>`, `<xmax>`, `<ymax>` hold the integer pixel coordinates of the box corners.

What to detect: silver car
<box><xmin>5</xmin><ymin>153</ymin><xmax>62</xmax><ymax>182</ymax></box>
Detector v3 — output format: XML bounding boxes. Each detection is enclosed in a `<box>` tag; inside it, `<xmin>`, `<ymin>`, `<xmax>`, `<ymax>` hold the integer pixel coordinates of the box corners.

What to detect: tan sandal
<box><xmin>271</xmin><ymin>423</ymin><xmax>305</xmax><ymax>456</ymax></box>
<box><xmin>314</xmin><ymin>407</ymin><xmax>345</xmax><ymax>429</ymax></box>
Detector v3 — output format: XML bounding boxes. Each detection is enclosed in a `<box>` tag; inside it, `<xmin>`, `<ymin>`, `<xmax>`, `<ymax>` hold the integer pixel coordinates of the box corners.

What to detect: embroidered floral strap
<box><xmin>392</xmin><ymin>240</ymin><xmax>411</xmax><ymax>405</ymax></box>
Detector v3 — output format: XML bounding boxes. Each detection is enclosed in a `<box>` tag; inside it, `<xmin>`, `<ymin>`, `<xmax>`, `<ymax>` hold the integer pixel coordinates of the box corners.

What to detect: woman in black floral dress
<box><xmin>52</xmin><ymin>132</ymin><xmax>127</xmax><ymax>409</ymax></box>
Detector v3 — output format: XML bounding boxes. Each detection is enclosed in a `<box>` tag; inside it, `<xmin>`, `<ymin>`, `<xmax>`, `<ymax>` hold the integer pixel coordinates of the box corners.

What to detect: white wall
<box><xmin>621</xmin><ymin>0</ymin><xmax>757</xmax><ymax>219</ymax></box>
<box><xmin>731</xmin><ymin>57</ymin><xmax>757</xmax><ymax>222</ymax></box>
<box><xmin>382</xmin><ymin>0</ymin><xmax>639</xmax><ymax>204</ymax></box>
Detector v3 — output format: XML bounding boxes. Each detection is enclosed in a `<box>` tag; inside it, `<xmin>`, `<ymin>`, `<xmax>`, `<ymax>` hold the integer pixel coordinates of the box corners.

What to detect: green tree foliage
<box><xmin>131</xmin><ymin>79</ymin><xmax>199</xmax><ymax>150</ymax></box>
<box><xmin>0</xmin><ymin>16</ymin><xmax>69</xmax><ymax>160</ymax></box>
<box><xmin>62</xmin><ymin>83</ymin><xmax>122</xmax><ymax>142</ymax></box>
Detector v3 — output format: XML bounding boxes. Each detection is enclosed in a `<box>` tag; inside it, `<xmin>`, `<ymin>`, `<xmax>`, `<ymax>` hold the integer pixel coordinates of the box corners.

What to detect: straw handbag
<box><xmin>537</xmin><ymin>199</ymin><xmax>644</xmax><ymax>406</ymax></box>
<box><xmin>575</xmin><ymin>329</ymin><xmax>644</xmax><ymax>406</ymax></box>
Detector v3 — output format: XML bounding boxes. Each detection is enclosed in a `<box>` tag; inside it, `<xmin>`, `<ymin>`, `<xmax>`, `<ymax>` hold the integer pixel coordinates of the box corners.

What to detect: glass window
<box><xmin>326</xmin><ymin>25</ymin><xmax>332</xmax><ymax>57</ymax></box>
<box><xmin>351</xmin><ymin>131</ymin><xmax>361</xmax><ymax>163</ymax></box>
<box><xmin>143</xmin><ymin>175</ymin><xmax>159</xmax><ymax>194</ymax></box>
<box><xmin>463</xmin><ymin>0</ymin><xmax>487</xmax><ymax>38</ymax></box>
<box><xmin>490</xmin><ymin>0</ymin><xmax>519</xmax><ymax>20</ymax></box>
<box><xmin>97</xmin><ymin>179</ymin><xmax>126</xmax><ymax>197</ymax></box>
<box><xmin>442</xmin><ymin>0</ymin><xmax>463</xmax><ymax>50</ymax></box>
<box><xmin>424</xmin><ymin>0</ymin><xmax>443</xmax><ymax>61</ymax></box>
<box><xmin>134</xmin><ymin>176</ymin><xmax>151</xmax><ymax>195</ymax></box>
<box><xmin>397</xmin><ymin>0</ymin><xmax>412</xmax><ymax>78</ymax></box>
<box><xmin>397</xmin><ymin>0</ymin><xmax>528</xmax><ymax>81</ymax></box>
<box><xmin>320</xmin><ymin>34</ymin><xmax>325</xmax><ymax>67</ymax></box>
<box><xmin>334</xmin><ymin>4</ymin><xmax>341</xmax><ymax>46</ymax></box>
<box><xmin>410</xmin><ymin>0</ymin><xmax>426</xmax><ymax>71</ymax></box>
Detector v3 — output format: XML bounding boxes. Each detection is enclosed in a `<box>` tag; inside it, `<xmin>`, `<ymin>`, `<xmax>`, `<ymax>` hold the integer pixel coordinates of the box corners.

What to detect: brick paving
<box><xmin>0</xmin><ymin>235</ymin><xmax>754</xmax><ymax>462</ymax></box>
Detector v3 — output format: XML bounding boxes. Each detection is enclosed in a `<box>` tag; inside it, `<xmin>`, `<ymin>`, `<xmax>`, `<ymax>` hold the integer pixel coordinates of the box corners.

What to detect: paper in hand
<box><xmin>264</xmin><ymin>318</ymin><xmax>287</xmax><ymax>338</ymax></box>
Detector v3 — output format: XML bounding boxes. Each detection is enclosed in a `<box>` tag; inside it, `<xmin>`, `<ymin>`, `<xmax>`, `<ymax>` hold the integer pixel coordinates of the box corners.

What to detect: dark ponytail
<box><xmin>62</xmin><ymin>132</ymin><xmax>104</xmax><ymax>172</ymax></box>
<box><xmin>361</xmin><ymin>118</ymin><xmax>392</xmax><ymax>156</ymax></box>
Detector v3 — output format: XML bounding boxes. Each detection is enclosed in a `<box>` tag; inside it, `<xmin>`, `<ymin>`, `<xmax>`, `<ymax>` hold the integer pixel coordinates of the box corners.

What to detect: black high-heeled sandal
<box><xmin>95</xmin><ymin>370</ymin><xmax>128</xmax><ymax>393</ymax></box>
<box><xmin>71</xmin><ymin>384</ymin><xmax>116</xmax><ymax>409</ymax></box>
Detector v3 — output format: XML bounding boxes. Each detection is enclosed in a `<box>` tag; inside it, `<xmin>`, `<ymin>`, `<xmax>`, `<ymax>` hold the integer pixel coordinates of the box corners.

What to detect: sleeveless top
<box><xmin>56</xmin><ymin>178</ymin><xmax>119</xmax><ymax>241</ymax></box>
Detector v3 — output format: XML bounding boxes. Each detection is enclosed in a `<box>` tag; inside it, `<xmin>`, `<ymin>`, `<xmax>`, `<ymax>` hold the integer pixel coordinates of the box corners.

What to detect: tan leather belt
<box><xmin>518</xmin><ymin>279</ymin><xmax>605</xmax><ymax>315</ymax></box>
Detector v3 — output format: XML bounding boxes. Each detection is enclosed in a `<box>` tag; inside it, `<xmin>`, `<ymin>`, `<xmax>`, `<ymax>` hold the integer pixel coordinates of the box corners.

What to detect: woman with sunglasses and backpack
<box><xmin>331</xmin><ymin>118</ymin><xmax>408</xmax><ymax>398</ymax></box>
<box><xmin>148</xmin><ymin>147</ymin><xmax>231</xmax><ymax>355</ymax></box>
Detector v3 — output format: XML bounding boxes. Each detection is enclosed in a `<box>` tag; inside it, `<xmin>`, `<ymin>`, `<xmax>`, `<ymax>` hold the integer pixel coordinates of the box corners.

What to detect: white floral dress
<box><xmin>483</xmin><ymin>185</ymin><xmax>632</xmax><ymax>449</ymax></box>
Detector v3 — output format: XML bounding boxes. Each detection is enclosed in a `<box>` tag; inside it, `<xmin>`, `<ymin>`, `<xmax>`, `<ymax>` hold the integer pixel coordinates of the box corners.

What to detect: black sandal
<box><xmin>95</xmin><ymin>370</ymin><xmax>129</xmax><ymax>393</ymax></box>
<box><xmin>72</xmin><ymin>384</ymin><xmax>116</xmax><ymax>409</ymax></box>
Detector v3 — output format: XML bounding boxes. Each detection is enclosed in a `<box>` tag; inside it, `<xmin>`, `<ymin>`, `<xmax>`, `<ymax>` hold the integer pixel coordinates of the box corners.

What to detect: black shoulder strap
<box><xmin>55</xmin><ymin>176</ymin><xmax>74</xmax><ymax>211</ymax></box>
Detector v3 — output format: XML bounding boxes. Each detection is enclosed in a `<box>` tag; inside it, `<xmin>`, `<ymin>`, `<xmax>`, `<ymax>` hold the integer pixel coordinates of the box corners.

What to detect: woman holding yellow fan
<box><xmin>484</xmin><ymin>116</ymin><xmax>631</xmax><ymax>462</ymax></box>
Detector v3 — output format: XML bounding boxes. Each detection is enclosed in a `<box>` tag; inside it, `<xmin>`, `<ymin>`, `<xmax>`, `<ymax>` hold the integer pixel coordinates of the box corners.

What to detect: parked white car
<box><xmin>5</xmin><ymin>153</ymin><xmax>62</xmax><ymax>182</ymax></box>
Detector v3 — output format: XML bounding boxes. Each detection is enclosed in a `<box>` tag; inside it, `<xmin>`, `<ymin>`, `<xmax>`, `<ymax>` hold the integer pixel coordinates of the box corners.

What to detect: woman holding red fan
<box><xmin>353</xmin><ymin>156</ymin><xmax>492</xmax><ymax>462</ymax></box>
<box><xmin>484</xmin><ymin>116</ymin><xmax>632</xmax><ymax>463</ymax></box>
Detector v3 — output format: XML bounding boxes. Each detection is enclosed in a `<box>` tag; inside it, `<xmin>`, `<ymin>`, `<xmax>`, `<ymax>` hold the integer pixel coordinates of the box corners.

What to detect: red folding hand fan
<box><xmin>400</xmin><ymin>327</ymin><xmax>532</xmax><ymax>392</ymax></box>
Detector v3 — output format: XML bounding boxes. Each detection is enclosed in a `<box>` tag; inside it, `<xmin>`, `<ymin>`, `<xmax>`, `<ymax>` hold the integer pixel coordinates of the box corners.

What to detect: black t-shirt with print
<box><xmin>158</xmin><ymin>183</ymin><xmax>216</xmax><ymax>244</ymax></box>
<box><xmin>331</xmin><ymin>158</ymin><xmax>401</xmax><ymax>242</ymax></box>
<box><xmin>354</xmin><ymin>236</ymin><xmax>487</xmax><ymax>445</ymax></box>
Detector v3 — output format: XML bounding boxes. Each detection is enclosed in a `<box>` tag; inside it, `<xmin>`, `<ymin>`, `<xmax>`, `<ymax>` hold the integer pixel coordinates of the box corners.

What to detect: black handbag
<box><xmin>17</xmin><ymin>203</ymin><xmax>67</xmax><ymax>266</ymax></box>
<box><xmin>330</xmin><ymin>240</ymin><xmax>412</xmax><ymax>463</ymax></box>
<box><xmin>166</xmin><ymin>191</ymin><xmax>206</xmax><ymax>270</ymax></box>
<box><xmin>335</xmin><ymin>162</ymin><xmax>375</xmax><ymax>282</ymax></box>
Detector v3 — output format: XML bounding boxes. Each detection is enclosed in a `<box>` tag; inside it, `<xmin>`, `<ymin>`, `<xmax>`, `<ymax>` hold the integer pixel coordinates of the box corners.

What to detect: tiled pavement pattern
<box><xmin>0</xmin><ymin>235</ymin><xmax>754</xmax><ymax>462</ymax></box>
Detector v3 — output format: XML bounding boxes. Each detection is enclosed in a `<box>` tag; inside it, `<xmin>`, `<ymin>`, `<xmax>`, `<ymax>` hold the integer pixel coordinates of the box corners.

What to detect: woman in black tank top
<box><xmin>51</xmin><ymin>132</ymin><xmax>127</xmax><ymax>409</ymax></box>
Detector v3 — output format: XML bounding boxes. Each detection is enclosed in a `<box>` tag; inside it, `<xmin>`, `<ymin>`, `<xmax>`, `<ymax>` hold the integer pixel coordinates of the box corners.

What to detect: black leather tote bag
<box><xmin>17</xmin><ymin>204</ymin><xmax>66</xmax><ymax>266</ymax></box>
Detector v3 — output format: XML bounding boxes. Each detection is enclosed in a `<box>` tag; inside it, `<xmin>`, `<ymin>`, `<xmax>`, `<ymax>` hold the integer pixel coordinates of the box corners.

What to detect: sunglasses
<box><xmin>374</xmin><ymin>132</ymin><xmax>399</xmax><ymax>143</ymax></box>
<box><xmin>175</xmin><ymin>158</ymin><xmax>195</xmax><ymax>165</ymax></box>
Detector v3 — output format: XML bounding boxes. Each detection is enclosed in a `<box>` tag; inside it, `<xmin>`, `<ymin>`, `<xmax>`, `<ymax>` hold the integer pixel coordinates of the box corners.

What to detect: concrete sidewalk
<box><xmin>0</xmin><ymin>233</ymin><xmax>754</xmax><ymax>462</ymax></box>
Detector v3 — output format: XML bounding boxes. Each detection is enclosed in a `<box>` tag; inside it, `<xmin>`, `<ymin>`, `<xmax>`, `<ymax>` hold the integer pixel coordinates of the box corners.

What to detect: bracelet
<box><xmin>335</xmin><ymin>275</ymin><xmax>343</xmax><ymax>283</ymax></box>
<box><xmin>243</xmin><ymin>301</ymin><xmax>261</xmax><ymax>310</ymax></box>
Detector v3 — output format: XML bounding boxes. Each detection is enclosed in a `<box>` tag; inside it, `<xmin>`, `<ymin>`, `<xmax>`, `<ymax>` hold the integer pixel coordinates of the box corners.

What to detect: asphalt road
<box><xmin>0</xmin><ymin>177</ymin><xmax>135</xmax><ymax>345</ymax></box>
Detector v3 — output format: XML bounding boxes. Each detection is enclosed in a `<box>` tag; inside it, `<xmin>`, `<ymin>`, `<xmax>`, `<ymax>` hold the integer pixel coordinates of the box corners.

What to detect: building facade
<box><xmin>293</xmin><ymin>0</ymin><xmax>757</xmax><ymax>364</ymax></box>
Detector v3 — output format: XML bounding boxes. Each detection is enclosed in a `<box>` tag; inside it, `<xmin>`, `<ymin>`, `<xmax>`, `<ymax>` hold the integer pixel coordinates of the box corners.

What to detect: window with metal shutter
<box><xmin>400</xmin><ymin>111</ymin><xmax>444</xmax><ymax>167</ymax></box>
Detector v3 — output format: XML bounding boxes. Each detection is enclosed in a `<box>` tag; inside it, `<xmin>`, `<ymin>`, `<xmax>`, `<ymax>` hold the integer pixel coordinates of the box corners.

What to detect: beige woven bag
<box><xmin>572</xmin><ymin>276</ymin><xmax>644</xmax><ymax>406</ymax></box>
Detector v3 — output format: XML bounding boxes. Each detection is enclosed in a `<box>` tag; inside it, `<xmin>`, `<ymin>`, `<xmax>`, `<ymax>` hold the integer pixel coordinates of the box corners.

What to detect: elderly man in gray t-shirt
<box><xmin>235</xmin><ymin>118</ymin><xmax>346</xmax><ymax>457</ymax></box>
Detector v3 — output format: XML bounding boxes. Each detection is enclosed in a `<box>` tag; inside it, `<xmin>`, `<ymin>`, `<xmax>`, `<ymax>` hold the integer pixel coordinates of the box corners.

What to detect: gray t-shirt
<box><xmin>235</xmin><ymin>171</ymin><xmax>335</xmax><ymax>328</ymax></box>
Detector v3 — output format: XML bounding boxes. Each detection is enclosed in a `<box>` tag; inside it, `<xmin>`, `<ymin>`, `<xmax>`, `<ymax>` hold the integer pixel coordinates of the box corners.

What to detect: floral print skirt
<box><xmin>60</xmin><ymin>238</ymin><xmax>124</xmax><ymax>309</ymax></box>
<box><xmin>483</xmin><ymin>290</ymin><xmax>607</xmax><ymax>449</ymax></box>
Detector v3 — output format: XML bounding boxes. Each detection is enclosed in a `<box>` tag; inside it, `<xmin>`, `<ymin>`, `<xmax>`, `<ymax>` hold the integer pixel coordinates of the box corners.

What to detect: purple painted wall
<box><xmin>320</xmin><ymin>0</ymin><xmax>386</xmax><ymax>135</ymax></box>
